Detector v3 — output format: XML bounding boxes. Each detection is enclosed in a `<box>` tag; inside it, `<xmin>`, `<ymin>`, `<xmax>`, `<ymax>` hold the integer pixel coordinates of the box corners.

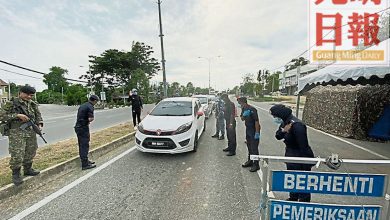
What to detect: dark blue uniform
<box><xmin>129</xmin><ymin>94</ymin><xmax>143</xmax><ymax>126</ymax></box>
<box><xmin>224</xmin><ymin>101</ymin><xmax>236</xmax><ymax>153</ymax></box>
<box><xmin>74</xmin><ymin>102</ymin><xmax>94</xmax><ymax>167</ymax></box>
<box><xmin>242</xmin><ymin>105</ymin><xmax>260</xmax><ymax>158</ymax></box>
<box><xmin>275</xmin><ymin>115</ymin><xmax>315</xmax><ymax>202</ymax></box>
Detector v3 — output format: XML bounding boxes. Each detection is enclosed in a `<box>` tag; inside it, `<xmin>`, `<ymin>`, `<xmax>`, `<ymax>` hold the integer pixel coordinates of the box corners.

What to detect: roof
<box><xmin>298</xmin><ymin>38</ymin><xmax>390</xmax><ymax>94</ymax></box>
<box><xmin>279</xmin><ymin>65</ymin><xmax>319</xmax><ymax>79</ymax></box>
<box><xmin>161</xmin><ymin>97</ymin><xmax>196</xmax><ymax>102</ymax></box>
<box><xmin>0</xmin><ymin>79</ymin><xmax>8</xmax><ymax>86</ymax></box>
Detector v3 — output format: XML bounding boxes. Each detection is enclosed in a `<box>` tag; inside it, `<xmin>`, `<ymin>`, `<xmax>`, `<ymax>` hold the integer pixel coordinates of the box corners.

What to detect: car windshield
<box><xmin>194</xmin><ymin>97</ymin><xmax>207</xmax><ymax>104</ymax></box>
<box><xmin>150</xmin><ymin>101</ymin><xmax>192</xmax><ymax>116</ymax></box>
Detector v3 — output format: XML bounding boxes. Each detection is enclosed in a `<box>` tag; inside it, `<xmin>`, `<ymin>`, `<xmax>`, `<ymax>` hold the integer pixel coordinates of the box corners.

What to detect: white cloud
<box><xmin>0</xmin><ymin>0</ymin><xmax>309</xmax><ymax>91</ymax></box>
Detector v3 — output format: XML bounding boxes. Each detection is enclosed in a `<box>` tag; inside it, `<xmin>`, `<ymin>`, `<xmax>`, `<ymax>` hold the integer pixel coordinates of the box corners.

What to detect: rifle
<box><xmin>13</xmin><ymin>101</ymin><xmax>47</xmax><ymax>144</ymax></box>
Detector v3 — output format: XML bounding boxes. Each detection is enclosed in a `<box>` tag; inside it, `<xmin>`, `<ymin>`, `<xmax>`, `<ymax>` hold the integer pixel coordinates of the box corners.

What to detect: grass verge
<box><xmin>0</xmin><ymin>122</ymin><xmax>133</xmax><ymax>187</ymax></box>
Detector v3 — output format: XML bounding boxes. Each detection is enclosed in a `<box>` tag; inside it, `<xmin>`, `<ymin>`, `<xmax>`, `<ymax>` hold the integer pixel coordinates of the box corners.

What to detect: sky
<box><xmin>0</xmin><ymin>0</ymin><xmax>308</xmax><ymax>92</ymax></box>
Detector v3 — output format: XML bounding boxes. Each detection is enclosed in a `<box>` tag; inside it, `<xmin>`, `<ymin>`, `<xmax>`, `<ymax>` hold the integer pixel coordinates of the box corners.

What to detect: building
<box><xmin>0</xmin><ymin>79</ymin><xmax>9</xmax><ymax>106</ymax></box>
<box><xmin>278</xmin><ymin>65</ymin><xmax>319</xmax><ymax>95</ymax></box>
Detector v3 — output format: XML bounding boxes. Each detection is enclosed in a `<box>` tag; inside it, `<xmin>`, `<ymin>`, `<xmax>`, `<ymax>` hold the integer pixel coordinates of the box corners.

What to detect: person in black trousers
<box><xmin>237</xmin><ymin>97</ymin><xmax>261</xmax><ymax>172</ymax></box>
<box><xmin>74</xmin><ymin>95</ymin><xmax>99</xmax><ymax>170</ymax></box>
<box><xmin>129</xmin><ymin>89</ymin><xmax>143</xmax><ymax>128</ymax></box>
<box><xmin>221</xmin><ymin>94</ymin><xmax>236</xmax><ymax>156</ymax></box>
<box><xmin>270</xmin><ymin>104</ymin><xmax>315</xmax><ymax>202</ymax></box>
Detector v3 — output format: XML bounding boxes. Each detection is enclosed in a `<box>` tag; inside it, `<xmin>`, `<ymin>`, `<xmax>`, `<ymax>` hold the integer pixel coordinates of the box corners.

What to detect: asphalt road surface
<box><xmin>1</xmin><ymin>99</ymin><xmax>390</xmax><ymax>220</ymax></box>
<box><xmin>0</xmin><ymin>104</ymin><xmax>155</xmax><ymax>158</ymax></box>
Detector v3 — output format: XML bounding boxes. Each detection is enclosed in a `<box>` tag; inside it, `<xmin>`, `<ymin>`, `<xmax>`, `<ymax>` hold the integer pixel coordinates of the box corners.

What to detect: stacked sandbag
<box><xmin>302</xmin><ymin>85</ymin><xmax>390</xmax><ymax>140</ymax></box>
<box><xmin>355</xmin><ymin>85</ymin><xmax>390</xmax><ymax>140</ymax></box>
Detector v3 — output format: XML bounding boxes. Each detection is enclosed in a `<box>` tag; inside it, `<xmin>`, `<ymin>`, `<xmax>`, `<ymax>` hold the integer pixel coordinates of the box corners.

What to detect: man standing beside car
<box><xmin>129</xmin><ymin>89</ymin><xmax>143</xmax><ymax>129</ymax></box>
<box><xmin>221</xmin><ymin>94</ymin><xmax>236</xmax><ymax>156</ymax></box>
<box><xmin>74</xmin><ymin>95</ymin><xmax>99</xmax><ymax>170</ymax></box>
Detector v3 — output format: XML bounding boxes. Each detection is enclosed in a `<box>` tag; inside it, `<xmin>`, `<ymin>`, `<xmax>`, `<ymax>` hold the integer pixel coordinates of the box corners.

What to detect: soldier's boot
<box><xmin>211</xmin><ymin>134</ymin><xmax>219</xmax><ymax>138</ymax></box>
<box><xmin>12</xmin><ymin>168</ymin><xmax>23</xmax><ymax>186</ymax></box>
<box><xmin>218</xmin><ymin>135</ymin><xmax>225</xmax><ymax>140</ymax></box>
<box><xmin>24</xmin><ymin>163</ymin><xmax>40</xmax><ymax>176</ymax></box>
<box><xmin>249</xmin><ymin>161</ymin><xmax>260</xmax><ymax>172</ymax></box>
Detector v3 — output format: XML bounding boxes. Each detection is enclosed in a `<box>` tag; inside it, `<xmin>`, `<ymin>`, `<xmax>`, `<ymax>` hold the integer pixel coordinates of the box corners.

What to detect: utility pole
<box><xmin>157</xmin><ymin>0</ymin><xmax>167</xmax><ymax>98</ymax></box>
<box><xmin>8</xmin><ymin>80</ymin><xmax>11</xmax><ymax>100</ymax></box>
<box><xmin>61</xmin><ymin>87</ymin><xmax>64</xmax><ymax>104</ymax></box>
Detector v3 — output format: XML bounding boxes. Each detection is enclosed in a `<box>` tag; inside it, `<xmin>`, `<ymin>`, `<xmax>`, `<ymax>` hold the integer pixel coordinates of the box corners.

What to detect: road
<box><xmin>1</xmin><ymin>99</ymin><xmax>390</xmax><ymax>219</ymax></box>
<box><xmin>0</xmin><ymin>104</ymin><xmax>155</xmax><ymax>158</ymax></box>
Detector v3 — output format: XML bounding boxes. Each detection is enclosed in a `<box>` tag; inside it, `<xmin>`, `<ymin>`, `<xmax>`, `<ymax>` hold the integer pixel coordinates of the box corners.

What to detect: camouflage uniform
<box><xmin>0</xmin><ymin>97</ymin><xmax>43</xmax><ymax>169</ymax></box>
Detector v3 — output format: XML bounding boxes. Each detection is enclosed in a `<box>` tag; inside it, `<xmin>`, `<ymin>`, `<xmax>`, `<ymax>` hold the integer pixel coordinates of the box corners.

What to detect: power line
<box><xmin>0</xmin><ymin>68</ymin><xmax>43</xmax><ymax>80</ymax></box>
<box><xmin>0</xmin><ymin>59</ymin><xmax>87</xmax><ymax>83</ymax></box>
<box><xmin>270</xmin><ymin>6</ymin><xmax>390</xmax><ymax>72</ymax></box>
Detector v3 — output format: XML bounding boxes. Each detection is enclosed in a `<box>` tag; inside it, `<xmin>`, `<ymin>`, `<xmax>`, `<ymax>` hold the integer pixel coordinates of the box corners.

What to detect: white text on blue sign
<box><xmin>270</xmin><ymin>200</ymin><xmax>380</xmax><ymax>220</ymax></box>
<box><xmin>271</xmin><ymin>171</ymin><xmax>386</xmax><ymax>197</ymax></box>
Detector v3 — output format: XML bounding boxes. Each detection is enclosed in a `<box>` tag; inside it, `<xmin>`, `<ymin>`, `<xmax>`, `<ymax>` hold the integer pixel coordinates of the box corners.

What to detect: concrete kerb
<box><xmin>0</xmin><ymin>131</ymin><xmax>136</xmax><ymax>201</ymax></box>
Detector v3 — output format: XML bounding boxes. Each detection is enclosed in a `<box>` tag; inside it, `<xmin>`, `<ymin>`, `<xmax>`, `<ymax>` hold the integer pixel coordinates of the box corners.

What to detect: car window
<box><xmin>150</xmin><ymin>101</ymin><xmax>193</xmax><ymax>116</ymax></box>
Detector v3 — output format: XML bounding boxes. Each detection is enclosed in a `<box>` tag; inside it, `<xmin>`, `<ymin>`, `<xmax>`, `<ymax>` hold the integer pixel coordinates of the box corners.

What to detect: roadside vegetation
<box><xmin>0</xmin><ymin>122</ymin><xmax>133</xmax><ymax>187</ymax></box>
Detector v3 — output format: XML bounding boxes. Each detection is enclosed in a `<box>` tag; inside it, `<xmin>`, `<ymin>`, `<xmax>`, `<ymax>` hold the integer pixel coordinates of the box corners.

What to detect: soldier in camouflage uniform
<box><xmin>0</xmin><ymin>86</ymin><xmax>43</xmax><ymax>185</ymax></box>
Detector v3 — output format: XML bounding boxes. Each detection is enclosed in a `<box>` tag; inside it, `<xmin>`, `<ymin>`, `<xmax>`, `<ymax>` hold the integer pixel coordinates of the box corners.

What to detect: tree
<box><xmin>186</xmin><ymin>82</ymin><xmax>194</xmax><ymax>95</ymax></box>
<box><xmin>284</xmin><ymin>57</ymin><xmax>309</xmax><ymax>71</ymax></box>
<box><xmin>81</xmin><ymin>41</ymin><xmax>160</xmax><ymax>102</ymax></box>
<box><xmin>43</xmin><ymin>67</ymin><xmax>69</xmax><ymax>93</ymax></box>
<box><xmin>65</xmin><ymin>84</ymin><xmax>88</xmax><ymax>106</ymax></box>
<box><xmin>241</xmin><ymin>73</ymin><xmax>256</xmax><ymax>96</ymax></box>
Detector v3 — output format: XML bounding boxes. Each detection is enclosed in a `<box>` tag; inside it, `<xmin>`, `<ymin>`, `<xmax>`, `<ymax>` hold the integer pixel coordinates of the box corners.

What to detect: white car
<box><xmin>192</xmin><ymin>95</ymin><xmax>212</xmax><ymax>119</ymax></box>
<box><xmin>135</xmin><ymin>97</ymin><xmax>206</xmax><ymax>153</ymax></box>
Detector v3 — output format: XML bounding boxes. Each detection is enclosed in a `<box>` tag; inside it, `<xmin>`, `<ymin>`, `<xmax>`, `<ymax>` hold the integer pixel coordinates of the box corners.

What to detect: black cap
<box><xmin>19</xmin><ymin>85</ymin><xmax>36</xmax><ymax>94</ymax></box>
<box><xmin>89</xmin><ymin>95</ymin><xmax>99</xmax><ymax>101</ymax></box>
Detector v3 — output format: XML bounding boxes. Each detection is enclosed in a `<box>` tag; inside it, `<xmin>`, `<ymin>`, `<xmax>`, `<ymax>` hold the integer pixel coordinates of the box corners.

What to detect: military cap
<box><xmin>19</xmin><ymin>85</ymin><xmax>36</xmax><ymax>94</ymax></box>
<box><xmin>89</xmin><ymin>94</ymin><xmax>100</xmax><ymax>101</ymax></box>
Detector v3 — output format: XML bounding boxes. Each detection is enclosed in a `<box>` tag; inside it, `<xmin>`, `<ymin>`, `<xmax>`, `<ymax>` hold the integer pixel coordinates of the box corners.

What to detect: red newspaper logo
<box><xmin>315</xmin><ymin>0</ymin><xmax>381</xmax><ymax>5</ymax></box>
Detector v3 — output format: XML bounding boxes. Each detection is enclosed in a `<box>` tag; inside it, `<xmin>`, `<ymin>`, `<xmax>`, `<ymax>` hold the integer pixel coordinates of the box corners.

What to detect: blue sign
<box><xmin>271</xmin><ymin>170</ymin><xmax>386</xmax><ymax>197</ymax></box>
<box><xmin>269</xmin><ymin>200</ymin><xmax>381</xmax><ymax>220</ymax></box>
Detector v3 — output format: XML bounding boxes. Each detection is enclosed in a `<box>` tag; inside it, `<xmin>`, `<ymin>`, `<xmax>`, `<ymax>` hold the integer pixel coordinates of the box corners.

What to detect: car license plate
<box><xmin>151</xmin><ymin>142</ymin><xmax>167</xmax><ymax>147</ymax></box>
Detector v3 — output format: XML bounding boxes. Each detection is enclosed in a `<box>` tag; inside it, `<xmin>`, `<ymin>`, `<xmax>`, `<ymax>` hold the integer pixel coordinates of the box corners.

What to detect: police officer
<box><xmin>237</xmin><ymin>97</ymin><xmax>261</xmax><ymax>172</ymax></box>
<box><xmin>211</xmin><ymin>93</ymin><xmax>225</xmax><ymax>140</ymax></box>
<box><xmin>0</xmin><ymin>86</ymin><xmax>43</xmax><ymax>185</ymax></box>
<box><xmin>129</xmin><ymin>89</ymin><xmax>143</xmax><ymax>129</ymax></box>
<box><xmin>270</xmin><ymin>104</ymin><xmax>315</xmax><ymax>202</ymax></box>
<box><xmin>221</xmin><ymin>94</ymin><xmax>237</xmax><ymax>156</ymax></box>
<box><xmin>74</xmin><ymin>95</ymin><xmax>99</xmax><ymax>170</ymax></box>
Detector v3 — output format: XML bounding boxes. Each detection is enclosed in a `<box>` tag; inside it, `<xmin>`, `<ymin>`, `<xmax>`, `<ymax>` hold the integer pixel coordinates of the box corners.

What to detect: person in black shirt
<box><xmin>74</xmin><ymin>95</ymin><xmax>99</xmax><ymax>170</ymax></box>
<box><xmin>237</xmin><ymin>97</ymin><xmax>261</xmax><ymax>172</ymax></box>
<box><xmin>221</xmin><ymin>94</ymin><xmax>236</xmax><ymax>156</ymax></box>
<box><xmin>129</xmin><ymin>89</ymin><xmax>143</xmax><ymax>129</ymax></box>
<box><xmin>270</xmin><ymin>104</ymin><xmax>315</xmax><ymax>202</ymax></box>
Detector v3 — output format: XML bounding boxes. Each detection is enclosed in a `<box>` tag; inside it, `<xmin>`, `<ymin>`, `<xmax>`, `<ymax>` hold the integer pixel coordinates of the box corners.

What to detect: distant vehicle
<box><xmin>192</xmin><ymin>95</ymin><xmax>213</xmax><ymax>119</ymax></box>
<box><xmin>135</xmin><ymin>97</ymin><xmax>206</xmax><ymax>153</ymax></box>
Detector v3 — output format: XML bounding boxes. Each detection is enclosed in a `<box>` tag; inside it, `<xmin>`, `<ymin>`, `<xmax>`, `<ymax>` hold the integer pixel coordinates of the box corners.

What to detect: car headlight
<box><xmin>174</xmin><ymin>122</ymin><xmax>192</xmax><ymax>135</ymax></box>
<box><xmin>137</xmin><ymin>124</ymin><xmax>145</xmax><ymax>134</ymax></box>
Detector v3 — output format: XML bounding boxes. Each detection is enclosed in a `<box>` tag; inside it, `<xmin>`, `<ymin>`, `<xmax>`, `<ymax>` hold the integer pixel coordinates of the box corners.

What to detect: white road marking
<box><xmin>9</xmin><ymin>146</ymin><xmax>137</xmax><ymax>220</ymax></box>
<box><xmin>251</xmin><ymin>103</ymin><xmax>389</xmax><ymax>160</ymax></box>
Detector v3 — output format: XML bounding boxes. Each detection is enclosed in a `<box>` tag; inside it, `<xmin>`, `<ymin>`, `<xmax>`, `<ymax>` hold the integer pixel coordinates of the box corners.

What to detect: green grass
<box><xmin>0</xmin><ymin>123</ymin><xmax>134</xmax><ymax>187</ymax></box>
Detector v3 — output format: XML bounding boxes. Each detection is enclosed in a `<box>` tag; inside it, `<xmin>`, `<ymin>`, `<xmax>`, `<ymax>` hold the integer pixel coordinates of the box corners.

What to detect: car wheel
<box><xmin>192</xmin><ymin>132</ymin><xmax>199</xmax><ymax>152</ymax></box>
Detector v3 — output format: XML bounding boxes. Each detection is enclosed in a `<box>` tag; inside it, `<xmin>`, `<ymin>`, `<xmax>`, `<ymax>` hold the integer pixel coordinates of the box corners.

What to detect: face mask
<box><xmin>273</xmin><ymin>117</ymin><xmax>283</xmax><ymax>125</ymax></box>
